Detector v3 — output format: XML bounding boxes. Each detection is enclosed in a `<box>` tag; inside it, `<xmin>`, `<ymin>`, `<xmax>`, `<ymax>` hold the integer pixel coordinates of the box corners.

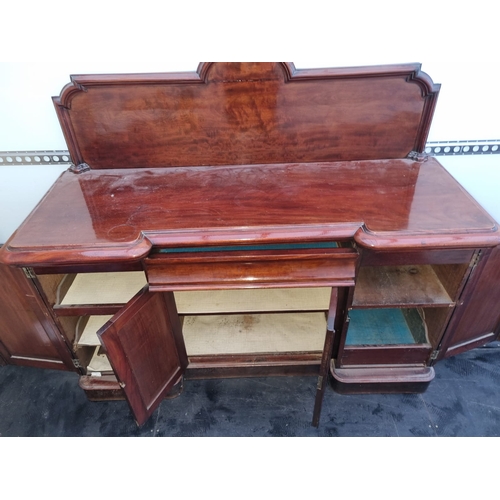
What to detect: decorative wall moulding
<box><xmin>1</xmin><ymin>141</ymin><xmax>499</xmax><ymax>166</ymax></box>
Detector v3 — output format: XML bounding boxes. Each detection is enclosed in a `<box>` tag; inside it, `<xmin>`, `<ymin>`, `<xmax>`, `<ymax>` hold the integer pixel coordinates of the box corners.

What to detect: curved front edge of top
<box><xmin>354</xmin><ymin>225</ymin><xmax>500</xmax><ymax>251</ymax></box>
<box><xmin>143</xmin><ymin>222</ymin><xmax>363</xmax><ymax>249</ymax></box>
<box><xmin>0</xmin><ymin>237</ymin><xmax>153</xmax><ymax>268</ymax></box>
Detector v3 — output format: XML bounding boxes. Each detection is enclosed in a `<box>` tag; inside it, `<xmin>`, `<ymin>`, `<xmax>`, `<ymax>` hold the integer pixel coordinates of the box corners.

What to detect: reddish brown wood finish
<box><xmin>340</xmin><ymin>345</ymin><xmax>432</xmax><ymax>366</ymax></box>
<box><xmin>330</xmin><ymin>364</ymin><xmax>435</xmax><ymax>394</ymax></box>
<box><xmin>1</xmin><ymin>62</ymin><xmax>499</xmax><ymax>410</ymax></box>
<box><xmin>312</xmin><ymin>288</ymin><xmax>340</xmax><ymax>427</ymax></box>
<box><xmin>188</xmin><ymin>352</ymin><xmax>322</xmax><ymax>368</ymax></box>
<box><xmin>146</xmin><ymin>248</ymin><xmax>357</xmax><ymax>291</ymax></box>
<box><xmin>185</xmin><ymin>365</ymin><xmax>320</xmax><ymax>380</ymax></box>
<box><xmin>97</xmin><ymin>287</ymin><xmax>187</xmax><ymax>425</ymax></box>
<box><xmin>53</xmin><ymin>304</ymin><xmax>124</xmax><ymax>316</ymax></box>
<box><xmin>439</xmin><ymin>246</ymin><xmax>500</xmax><ymax>358</ymax></box>
<box><xmin>53</xmin><ymin>62</ymin><xmax>439</xmax><ymax>170</ymax></box>
<box><xmin>0</xmin><ymin>262</ymin><xmax>74</xmax><ymax>370</ymax></box>
<box><xmin>1</xmin><ymin>158</ymin><xmax>498</xmax><ymax>268</ymax></box>
<box><xmin>79</xmin><ymin>375</ymin><xmax>125</xmax><ymax>401</ymax></box>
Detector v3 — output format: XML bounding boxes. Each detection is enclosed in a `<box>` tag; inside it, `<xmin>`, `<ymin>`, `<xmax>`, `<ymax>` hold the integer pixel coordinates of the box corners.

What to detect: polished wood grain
<box><xmin>2</xmin><ymin>61</ymin><xmax>499</xmax><ymax>409</ymax></box>
<box><xmin>0</xmin><ymin>262</ymin><xmax>74</xmax><ymax>370</ymax></box>
<box><xmin>340</xmin><ymin>345</ymin><xmax>432</xmax><ymax>366</ymax></box>
<box><xmin>440</xmin><ymin>246</ymin><xmax>500</xmax><ymax>358</ymax></box>
<box><xmin>145</xmin><ymin>247</ymin><xmax>357</xmax><ymax>291</ymax></box>
<box><xmin>330</xmin><ymin>363</ymin><xmax>435</xmax><ymax>394</ymax></box>
<box><xmin>97</xmin><ymin>287</ymin><xmax>187</xmax><ymax>425</ymax></box>
<box><xmin>53</xmin><ymin>62</ymin><xmax>439</xmax><ymax>170</ymax></box>
<box><xmin>1</xmin><ymin>158</ymin><xmax>498</xmax><ymax>268</ymax></box>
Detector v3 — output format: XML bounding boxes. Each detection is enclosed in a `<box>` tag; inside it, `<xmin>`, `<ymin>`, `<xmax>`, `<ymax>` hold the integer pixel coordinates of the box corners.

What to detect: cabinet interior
<box><xmin>353</xmin><ymin>263</ymin><xmax>468</xmax><ymax>308</ymax></box>
<box><xmin>35</xmin><ymin>257</ymin><xmax>471</xmax><ymax>375</ymax></box>
<box><xmin>344</xmin><ymin>262</ymin><xmax>470</xmax><ymax>350</ymax></box>
<box><xmin>346</xmin><ymin>308</ymin><xmax>427</xmax><ymax>346</ymax></box>
<box><xmin>37</xmin><ymin>271</ymin><xmax>332</xmax><ymax>374</ymax></box>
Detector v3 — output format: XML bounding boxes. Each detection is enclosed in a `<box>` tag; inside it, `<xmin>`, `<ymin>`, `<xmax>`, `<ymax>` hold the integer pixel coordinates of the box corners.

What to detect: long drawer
<box><xmin>144</xmin><ymin>246</ymin><xmax>358</xmax><ymax>291</ymax></box>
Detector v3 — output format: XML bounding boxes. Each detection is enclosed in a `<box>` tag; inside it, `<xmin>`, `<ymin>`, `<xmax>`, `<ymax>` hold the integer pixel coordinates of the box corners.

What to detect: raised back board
<box><xmin>53</xmin><ymin>62</ymin><xmax>440</xmax><ymax>169</ymax></box>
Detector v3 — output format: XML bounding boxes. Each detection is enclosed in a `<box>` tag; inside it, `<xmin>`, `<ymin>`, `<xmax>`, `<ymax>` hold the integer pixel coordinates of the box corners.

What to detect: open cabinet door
<box><xmin>440</xmin><ymin>247</ymin><xmax>500</xmax><ymax>359</ymax></box>
<box><xmin>97</xmin><ymin>286</ymin><xmax>187</xmax><ymax>426</ymax></box>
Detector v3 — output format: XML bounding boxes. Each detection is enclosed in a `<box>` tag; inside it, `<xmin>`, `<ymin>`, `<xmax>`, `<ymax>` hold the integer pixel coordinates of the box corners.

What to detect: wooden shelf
<box><xmin>353</xmin><ymin>265</ymin><xmax>453</xmax><ymax>308</ymax></box>
<box><xmin>183</xmin><ymin>312</ymin><xmax>326</xmax><ymax>356</ymax></box>
<box><xmin>175</xmin><ymin>288</ymin><xmax>331</xmax><ymax>314</ymax></box>
<box><xmin>87</xmin><ymin>346</ymin><xmax>113</xmax><ymax>373</ymax></box>
<box><xmin>77</xmin><ymin>315</ymin><xmax>112</xmax><ymax>346</ymax></box>
<box><xmin>80</xmin><ymin>311</ymin><xmax>326</xmax><ymax>374</ymax></box>
<box><xmin>60</xmin><ymin>272</ymin><xmax>147</xmax><ymax>305</ymax></box>
<box><xmin>77</xmin><ymin>309</ymin><xmax>327</xmax><ymax>358</ymax></box>
<box><xmin>60</xmin><ymin>272</ymin><xmax>332</xmax><ymax>314</ymax></box>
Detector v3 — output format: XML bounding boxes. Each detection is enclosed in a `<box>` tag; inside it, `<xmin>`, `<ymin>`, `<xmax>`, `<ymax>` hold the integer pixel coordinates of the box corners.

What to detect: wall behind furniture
<box><xmin>1</xmin><ymin>61</ymin><xmax>498</xmax><ymax>151</ymax></box>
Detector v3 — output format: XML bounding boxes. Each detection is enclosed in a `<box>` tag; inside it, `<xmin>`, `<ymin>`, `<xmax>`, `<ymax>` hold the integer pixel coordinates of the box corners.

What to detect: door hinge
<box><xmin>72</xmin><ymin>358</ymin><xmax>82</xmax><ymax>368</ymax></box>
<box><xmin>469</xmin><ymin>252</ymin><xmax>481</xmax><ymax>270</ymax></box>
<box><xmin>23</xmin><ymin>267</ymin><xmax>36</xmax><ymax>279</ymax></box>
<box><xmin>430</xmin><ymin>350</ymin><xmax>440</xmax><ymax>362</ymax></box>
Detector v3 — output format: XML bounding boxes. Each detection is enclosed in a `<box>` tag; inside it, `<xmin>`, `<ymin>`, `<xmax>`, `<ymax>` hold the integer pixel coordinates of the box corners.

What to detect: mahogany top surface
<box><xmin>53</xmin><ymin>62</ymin><xmax>439</xmax><ymax>169</ymax></box>
<box><xmin>2</xmin><ymin>158</ymin><xmax>498</xmax><ymax>266</ymax></box>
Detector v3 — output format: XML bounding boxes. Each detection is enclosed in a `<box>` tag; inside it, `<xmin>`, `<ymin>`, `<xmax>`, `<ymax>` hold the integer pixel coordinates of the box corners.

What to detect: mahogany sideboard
<box><xmin>1</xmin><ymin>62</ymin><xmax>500</xmax><ymax>426</ymax></box>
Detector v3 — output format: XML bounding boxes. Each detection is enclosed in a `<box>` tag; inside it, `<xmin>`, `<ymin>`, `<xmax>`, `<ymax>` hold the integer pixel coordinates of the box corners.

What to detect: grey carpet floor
<box><xmin>1</xmin><ymin>342</ymin><xmax>500</xmax><ymax>437</ymax></box>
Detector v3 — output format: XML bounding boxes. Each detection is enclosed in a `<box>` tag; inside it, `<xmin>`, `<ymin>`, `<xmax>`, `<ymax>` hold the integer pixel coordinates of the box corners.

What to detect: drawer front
<box><xmin>145</xmin><ymin>248</ymin><xmax>357</xmax><ymax>291</ymax></box>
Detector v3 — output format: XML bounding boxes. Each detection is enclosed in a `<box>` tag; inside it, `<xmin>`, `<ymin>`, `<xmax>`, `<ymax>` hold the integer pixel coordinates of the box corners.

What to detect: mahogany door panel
<box><xmin>0</xmin><ymin>263</ymin><xmax>73</xmax><ymax>371</ymax></box>
<box><xmin>441</xmin><ymin>246</ymin><xmax>500</xmax><ymax>358</ymax></box>
<box><xmin>97</xmin><ymin>287</ymin><xmax>188</xmax><ymax>425</ymax></box>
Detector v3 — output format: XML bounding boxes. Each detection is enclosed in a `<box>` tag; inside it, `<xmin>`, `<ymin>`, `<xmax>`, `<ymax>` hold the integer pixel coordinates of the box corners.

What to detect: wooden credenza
<box><xmin>1</xmin><ymin>62</ymin><xmax>500</xmax><ymax>426</ymax></box>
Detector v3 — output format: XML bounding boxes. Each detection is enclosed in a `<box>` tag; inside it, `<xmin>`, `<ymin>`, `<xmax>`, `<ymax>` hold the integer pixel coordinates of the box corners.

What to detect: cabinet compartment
<box><xmin>59</xmin><ymin>272</ymin><xmax>147</xmax><ymax>306</ymax></box>
<box><xmin>336</xmin><ymin>260</ymin><xmax>472</xmax><ymax>367</ymax></box>
<box><xmin>69</xmin><ymin>293</ymin><xmax>332</xmax><ymax>374</ymax></box>
<box><xmin>69</xmin><ymin>310</ymin><xmax>328</xmax><ymax>372</ymax></box>
<box><xmin>43</xmin><ymin>270</ymin><xmax>333</xmax><ymax>375</ymax></box>
<box><xmin>339</xmin><ymin>308</ymin><xmax>433</xmax><ymax>365</ymax></box>
<box><xmin>345</xmin><ymin>308</ymin><xmax>427</xmax><ymax>346</ymax></box>
<box><xmin>183</xmin><ymin>312</ymin><xmax>326</xmax><ymax>356</ymax></box>
<box><xmin>353</xmin><ymin>266</ymin><xmax>453</xmax><ymax>307</ymax></box>
<box><xmin>353</xmin><ymin>263</ymin><xmax>470</xmax><ymax>308</ymax></box>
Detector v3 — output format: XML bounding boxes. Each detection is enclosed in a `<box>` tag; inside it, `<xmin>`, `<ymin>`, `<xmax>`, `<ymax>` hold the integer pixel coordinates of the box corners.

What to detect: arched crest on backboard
<box><xmin>53</xmin><ymin>62</ymin><xmax>440</xmax><ymax>169</ymax></box>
